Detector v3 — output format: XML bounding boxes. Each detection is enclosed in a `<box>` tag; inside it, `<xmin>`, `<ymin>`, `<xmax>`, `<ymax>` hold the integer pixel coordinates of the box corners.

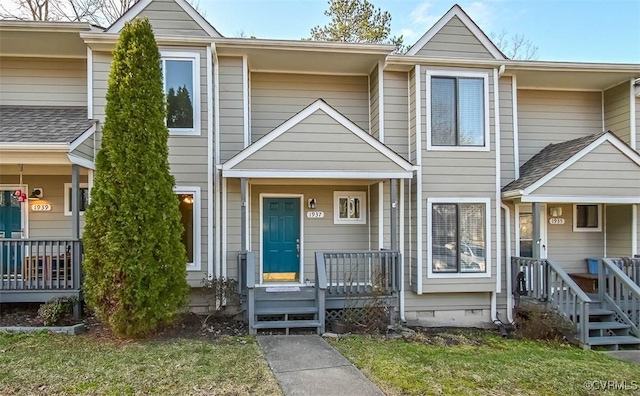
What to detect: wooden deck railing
<box><xmin>601</xmin><ymin>258</ymin><xmax>640</xmax><ymax>337</ymax></box>
<box><xmin>512</xmin><ymin>257</ymin><xmax>592</xmax><ymax>345</ymax></box>
<box><xmin>316</xmin><ymin>250</ymin><xmax>401</xmax><ymax>297</ymax></box>
<box><xmin>0</xmin><ymin>239</ymin><xmax>83</xmax><ymax>291</ymax></box>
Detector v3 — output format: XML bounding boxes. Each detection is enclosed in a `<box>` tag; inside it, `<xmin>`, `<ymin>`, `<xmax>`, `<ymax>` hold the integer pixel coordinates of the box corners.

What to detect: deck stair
<box><xmin>249</xmin><ymin>286</ymin><xmax>322</xmax><ymax>335</ymax></box>
<box><xmin>512</xmin><ymin>257</ymin><xmax>640</xmax><ymax>351</ymax></box>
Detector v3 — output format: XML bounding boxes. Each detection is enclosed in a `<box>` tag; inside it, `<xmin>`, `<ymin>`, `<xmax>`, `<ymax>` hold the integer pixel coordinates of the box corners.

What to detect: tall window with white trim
<box><xmin>174</xmin><ymin>186</ymin><xmax>201</xmax><ymax>269</ymax></box>
<box><xmin>161</xmin><ymin>52</ymin><xmax>200</xmax><ymax>135</ymax></box>
<box><xmin>431</xmin><ymin>76</ymin><xmax>484</xmax><ymax>146</ymax></box>
<box><xmin>431</xmin><ymin>202</ymin><xmax>486</xmax><ymax>273</ymax></box>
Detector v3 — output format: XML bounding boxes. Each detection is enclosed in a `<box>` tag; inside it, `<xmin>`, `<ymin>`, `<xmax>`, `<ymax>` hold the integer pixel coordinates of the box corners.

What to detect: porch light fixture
<box><xmin>182</xmin><ymin>195</ymin><xmax>194</xmax><ymax>204</ymax></box>
<box><xmin>308</xmin><ymin>198</ymin><xmax>317</xmax><ymax>209</ymax></box>
<box><xmin>28</xmin><ymin>188</ymin><xmax>43</xmax><ymax>200</ymax></box>
<box><xmin>549</xmin><ymin>206</ymin><xmax>563</xmax><ymax>218</ymax></box>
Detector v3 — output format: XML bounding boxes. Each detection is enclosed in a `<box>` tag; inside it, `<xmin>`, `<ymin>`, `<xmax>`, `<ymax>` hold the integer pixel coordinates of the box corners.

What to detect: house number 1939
<box><xmin>31</xmin><ymin>204</ymin><xmax>52</xmax><ymax>212</ymax></box>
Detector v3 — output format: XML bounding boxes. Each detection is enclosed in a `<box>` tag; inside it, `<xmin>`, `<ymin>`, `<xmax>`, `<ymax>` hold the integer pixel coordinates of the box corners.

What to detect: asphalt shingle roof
<box><xmin>0</xmin><ymin>106</ymin><xmax>96</xmax><ymax>143</ymax></box>
<box><xmin>502</xmin><ymin>131</ymin><xmax>608</xmax><ymax>192</ymax></box>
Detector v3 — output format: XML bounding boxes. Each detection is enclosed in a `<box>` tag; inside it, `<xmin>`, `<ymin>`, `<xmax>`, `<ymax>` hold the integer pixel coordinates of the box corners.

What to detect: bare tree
<box><xmin>491</xmin><ymin>29</ymin><xmax>539</xmax><ymax>60</ymax></box>
<box><xmin>1</xmin><ymin>0</ymin><xmax>203</xmax><ymax>26</ymax></box>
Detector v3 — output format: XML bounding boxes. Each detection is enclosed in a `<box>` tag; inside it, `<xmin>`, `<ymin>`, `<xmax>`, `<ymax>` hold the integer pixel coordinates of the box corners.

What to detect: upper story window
<box><xmin>426</xmin><ymin>70</ymin><xmax>489</xmax><ymax>151</ymax></box>
<box><xmin>161</xmin><ymin>51</ymin><xmax>200</xmax><ymax>135</ymax></box>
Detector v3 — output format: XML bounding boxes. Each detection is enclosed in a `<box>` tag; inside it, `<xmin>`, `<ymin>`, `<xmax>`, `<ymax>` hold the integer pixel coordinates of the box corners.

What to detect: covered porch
<box><xmin>221</xmin><ymin>99</ymin><xmax>414</xmax><ymax>333</ymax></box>
<box><xmin>0</xmin><ymin>106</ymin><xmax>96</xmax><ymax>303</ymax></box>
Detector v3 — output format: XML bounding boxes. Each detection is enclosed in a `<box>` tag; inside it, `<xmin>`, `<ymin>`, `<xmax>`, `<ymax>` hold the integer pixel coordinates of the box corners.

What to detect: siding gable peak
<box><xmin>222</xmin><ymin>99</ymin><xmax>414</xmax><ymax>177</ymax></box>
<box><xmin>106</xmin><ymin>0</ymin><xmax>222</xmax><ymax>37</ymax></box>
<box><xmin>406</xmin><ymin>4</ymin><xmax>505</xmax><ymax>59</ymax></box>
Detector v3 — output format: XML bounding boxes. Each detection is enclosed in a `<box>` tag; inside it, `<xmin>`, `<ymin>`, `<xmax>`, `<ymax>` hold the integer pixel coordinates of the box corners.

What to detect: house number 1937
<box><xmin>306</xmin><ymin>211</ymin><xmax>324</xmax><ymax>218</ymax></box>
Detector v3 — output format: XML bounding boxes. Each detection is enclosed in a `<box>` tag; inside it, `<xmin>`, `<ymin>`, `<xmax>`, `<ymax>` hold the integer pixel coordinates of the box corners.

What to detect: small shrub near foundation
<box><xmin>515</xmin><ymin>304</ymin><xmax>575</xmax><ymax>341</ymax></box>
<box><xmin>38</xmin><ymin>297</ymin><xmax>78</xmax><ymax>326</ymax></box>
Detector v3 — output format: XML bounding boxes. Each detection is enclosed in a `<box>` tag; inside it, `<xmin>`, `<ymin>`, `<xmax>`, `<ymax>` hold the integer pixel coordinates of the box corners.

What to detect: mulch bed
<box><xmin>1</xmin><ymin>303</ymin><xmax>248</xmax><ymax>341</ymax></box>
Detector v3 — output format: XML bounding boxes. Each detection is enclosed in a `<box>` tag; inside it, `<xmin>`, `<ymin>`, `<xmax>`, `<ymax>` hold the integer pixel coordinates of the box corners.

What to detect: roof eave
<box><xmin>215</xmin><ymin>37</ymin><xmax>396</xmax><ymax>55</ymax></box>
<box><xmin>501</xmin><ymin>190</ymin><xmax>524</xmax><ymax>199</ymax></box>
<box><xmin>0</xmin><ymin>20</ymin><xmax>99</xmax><ymax>32</ymax></box>
<box><xmin>0</xmin><ymin>143</ymin><xmax>70</xmax><ymax>151</ymax></box>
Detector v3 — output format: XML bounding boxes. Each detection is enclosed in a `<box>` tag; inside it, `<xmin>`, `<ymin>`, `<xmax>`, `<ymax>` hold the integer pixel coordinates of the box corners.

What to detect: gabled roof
<box><xmin>106</xmin><ymin>0</ymin><xmax>221</xmax><ymax>37</ymax></box>
<box><xmin>503</xmin><ymin>131</ymin><xmax>640</xmax><ymax>196</ymax></box>
<box><xmin>223</xmin><ymin>99</ymin><xmax>414</xmax><ymax>179</ymax></box>
<box><xmin>0</xmin><ymin>106</ymin><xmax>96</xmax><ymax>144</ymax></box>
<box><xmin>405</xmin><ymin>4</ymin><xmax>506</xmax><ymax>59</ymax></box>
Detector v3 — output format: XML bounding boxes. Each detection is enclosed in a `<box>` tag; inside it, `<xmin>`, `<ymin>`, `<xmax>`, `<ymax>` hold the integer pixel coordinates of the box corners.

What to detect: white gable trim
<box><xmin>69</xmin><ymin>123</ymin><xmax>97</xmax><ymax>152</ymax></box>
<box><xmin>222</xmin><ymin>100</ymin><xmax>414</xmax><ymax>172</ymax></box>
<box><xmin>406</xmin><ymin>5</ymin><xmax>505</xmax><ymax>59</ymax></box>
<box><xmin>107</xmin><ymin>0</ymin><xmax>221</xmax><ymax>37</ymax></box>
<box><xmin>523</xmin><ymin>133</ymin><xmax>640</xmax><ymax>195</ymax></box>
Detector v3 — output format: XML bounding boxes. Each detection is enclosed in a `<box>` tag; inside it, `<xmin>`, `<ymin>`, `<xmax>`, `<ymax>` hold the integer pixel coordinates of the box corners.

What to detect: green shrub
<box><xmin>515</xmin><ymin>303</ymin><xmax>575</xmax><ymax>342</ymax></box>
<box><xmin>38</xmin><ymin>297</ymin><xmax>78</xmax><ymax>326</ymax></box>
<box><xmin>82</xmin><ymin>18</ymin><xmax>189</xmax><ymax>338</ymax></box>
<box><xmin>200</xmin><ymin>276</ymin><xmax>240</xmax><ymax>312</ymax></box>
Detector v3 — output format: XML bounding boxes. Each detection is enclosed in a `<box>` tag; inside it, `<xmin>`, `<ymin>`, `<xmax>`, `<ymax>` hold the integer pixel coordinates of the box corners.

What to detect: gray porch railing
<box><xmin>512</xmin><ymin>257</ymin><xmax>592</xmax><ymax>345</ymax></box>
<box><xmin>600</xmin><ymin>258</ymin><xmax>640</xmax><ymax>337</ymax></box>
<box><xmin>1</xmin><ymin>239</ymin><xmax>83</xmax><ymax>291</ymax></box>
<box><xmin>314</xmin><ymin>252</ymin><xmax>327</xmax><ymax>333</ymax></box>
<box><xmin>605</xmin><ymin>257</ymin><xmax>640</xmax><ymax>286</ymax></box>
<box><xmin>317</xmin><ymin>250</ymin><xmax>401</xmax><ymax>297</ymax></box>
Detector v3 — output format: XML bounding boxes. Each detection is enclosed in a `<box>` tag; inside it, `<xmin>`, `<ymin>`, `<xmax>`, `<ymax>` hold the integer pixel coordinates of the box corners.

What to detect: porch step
<box><xmin>254</xmin><ymin>288</ymin><xmax>315</xmax><ymax>301</ymax></box>
<box><xmin>588</xmin><ymin>336</ymin><xmax>640</xmax><ymax>346</ymax></box>
<box><xmin>252</xmin><ymin>320</ymin><xmax>321</xmax><ymax>330</ymax></box>
<box><xmin>255</xmin><ymin>306</ymin><xmax>318</xmax><ymax>315</ymax></box>
<box><xmin>589</xmin><ymin>308</ymin><xmax>616</xmax><ymax>317</ymax></box>
<box><xmin>589</xmin><ymin>322</ymin><xmax>630</xmax><ymax>331</ymax></box>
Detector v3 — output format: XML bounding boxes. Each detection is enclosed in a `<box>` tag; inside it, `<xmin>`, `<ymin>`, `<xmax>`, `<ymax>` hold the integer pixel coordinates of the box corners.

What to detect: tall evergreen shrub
<box><xmin>83</xmin><ymin>18</ymin><xmax>189</xmax><ymax>337</ymax></box>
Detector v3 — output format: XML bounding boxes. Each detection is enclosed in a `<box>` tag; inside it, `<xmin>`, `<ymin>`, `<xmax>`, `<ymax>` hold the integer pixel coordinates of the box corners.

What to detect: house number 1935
<box><xmin>549</xmin><ymin>218</ymin><xmax>565</xmax><ymax>225</ymax></box>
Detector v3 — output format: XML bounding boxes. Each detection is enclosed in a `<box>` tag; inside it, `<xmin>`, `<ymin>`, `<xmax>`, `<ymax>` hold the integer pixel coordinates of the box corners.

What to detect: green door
<box><xmin>0</xmin><ymin>190</ymin><xmax>23</xmax><ymax>273</ymax></box>
<box><xmin>263</xmin><ymin>198</ymin><xmax>300</xmax><ymax>280</ymax></box>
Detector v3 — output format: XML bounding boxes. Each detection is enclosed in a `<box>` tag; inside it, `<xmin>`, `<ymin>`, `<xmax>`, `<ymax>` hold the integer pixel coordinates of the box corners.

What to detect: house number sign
<box><xmin>31</xmin><ymin>204</ymin><xmax>52</xmax><ymax>212</ymax></box>
<box><xmin>306</xmin><ymin>211</ymin><xmax>325</xmax><ymax>219</ymax></box>
<box><xmin>549</xmin><ymin>218</ymin><xmax>565</xmax><ymax>225</ymax></box>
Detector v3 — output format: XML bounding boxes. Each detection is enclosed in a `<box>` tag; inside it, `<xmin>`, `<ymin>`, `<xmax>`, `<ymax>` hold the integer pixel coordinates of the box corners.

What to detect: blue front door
<box><xmin>263</xmin><ymin>198</ymin><xmax>300</xmax><ymax>276</ymax></box>
<box><xmin>0</xmin><ymin>190</ymin><xmax>23</xmax><ymax>273</ymax></box>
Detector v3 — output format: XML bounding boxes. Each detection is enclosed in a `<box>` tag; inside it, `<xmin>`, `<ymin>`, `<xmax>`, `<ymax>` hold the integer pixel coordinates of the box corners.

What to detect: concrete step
<box><xmin>252</xmin><ymin>320</ymin><xmax>321</xmax><ymax>330</ymax></box>
<box><xmin>589</xmin><ymin>322</ymin><xmax>630</xmax><ymax>330</ymax></box>
<box><xmin>256</xmin><ymin>306</ymin><xmax>318</xmax><ymax>316</ymax></box>
<box><xmin>588</xmin><ymin>336</ymin><xmax>640</xmax><ymax>346</ymax></box>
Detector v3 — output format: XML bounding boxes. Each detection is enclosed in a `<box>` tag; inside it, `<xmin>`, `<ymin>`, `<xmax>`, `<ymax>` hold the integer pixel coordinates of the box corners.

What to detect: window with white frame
<box><xmin>174</xmin><ymin>187</ymin><xmax>201</xmax><ymax>269</ymax></box>
<box><xmin>64</xmin><ymin>183</ymin><xmax>89</xmax><ymax>216</ymax></box>
<box><xmin>429</xmin><ymin>200</ymin><xmax>489</xmax><ymax>274</ymax></box>
<box><xmin>427</xmin><ymin>71</ymin><xmax>489</xmax><ymax>150</ymax></box>
<box><xmin>333</xmin><ymin>191</ymin><xmax>366</xmax><ymax>224</ymax></box>
<box><xmin>161</xmin><ymin>52</ymin><xmax>200</xmax><ymax>135</ymax></box>
<box><xmin>573</xmin><ymin>204</ymin><xmax>602</xmax><ymax>232</ymax></box>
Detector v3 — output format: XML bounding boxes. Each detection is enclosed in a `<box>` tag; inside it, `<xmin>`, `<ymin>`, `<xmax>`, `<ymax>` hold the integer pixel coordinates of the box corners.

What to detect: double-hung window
<box><xmin>428</xmin><ymin>198</ymin><xmax>490</xmax><ymax>276</ymax></box>
<box><xmin>427</xmin><ymin>71</ymin><xmax>489</xmax><ymax>150</ymax></box>
<box><xmin>161</xmin><ymin>51</ymin><xmax>200</xmax><ymax>135</ymax></box>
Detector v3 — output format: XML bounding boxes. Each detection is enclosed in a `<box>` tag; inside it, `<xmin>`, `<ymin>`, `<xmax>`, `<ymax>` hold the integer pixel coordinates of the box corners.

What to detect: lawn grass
<box><xmin>331</xmin><ymin>334</ymin><xmax>640</xmax><ymax>396</ymax></box>
<box><xmin>0</xmin><ymin>332</ymin><xmax>281</xmax><ymax>395</ymax></box>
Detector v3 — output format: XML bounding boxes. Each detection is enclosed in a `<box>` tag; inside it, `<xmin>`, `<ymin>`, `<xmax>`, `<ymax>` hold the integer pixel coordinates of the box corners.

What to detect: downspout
<box><xmin>501</xmin><ymin>203</ymin><xmax>514</xmax><ymax>323</ymax></box>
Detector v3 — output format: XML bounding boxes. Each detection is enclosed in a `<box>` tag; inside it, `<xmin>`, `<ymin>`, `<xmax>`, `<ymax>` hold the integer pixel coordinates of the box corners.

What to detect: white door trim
<box><xmin>0</xmin><ymin>184</ymin><xmax>29</xmax><ymax>238</ymax></box>
<box><xmin>258</xmin><ymin>193</ymin><xmax>305</xmax><ymax>285</ymax></box>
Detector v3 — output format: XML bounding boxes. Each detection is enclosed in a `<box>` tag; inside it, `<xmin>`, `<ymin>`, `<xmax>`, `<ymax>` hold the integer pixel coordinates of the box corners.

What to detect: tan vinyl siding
<box><xmin>0</xmin><ymin>173</ymin><xmax>87</xmax><ymax>238</ymax></box>
<box><xmin>604</xmin><ymin>82</ymin><xmax>631</xmax><ymax>145</ymax></box>
<box><xmin>606</xmin><ymin>205</ymin><xmax>632</xmax><ymax>258</ymax></box>
<box><xmin>0</xmin><ymin>57</ymin><xmax>86</xmax><ymax>106</ymax></box>
<box><xmin>249</xmin><ymin>184</ymin><xmax>370</xmax><ymax>283</ymax></box>
<box><xmin>370</xmin><ymin>182</ymin><xmax>380</xmax><ymax>249</ymax></box>
<box><xmin>70</xmin><ymin>136</ymin><xmax>94</xmax><ymax>162</ymax></box>
<box><xmin>518</xmin><ymin>90</ymin><xmax>602</xmax><ymax>166</ymax></box>
<box><xmin>231</xmin><ymin>110</ymin><xmax>407</xmax><ymax>172</ymax></box>
<box><xmin>420</xmin><ymin>66</ymin><xmax>497</xmax><ymax>292</ymax></box>
<box><xmin>250</xmin><ymin>73</ymin><xmax>369</xmax><ymax>142</ymax></box>
<box><xmin>219</xmin><ymin>57</ymin><xmax>245</xmax><ymax>162</ymax></box>
<box><xmin>546</xmin><ymin>203</ymin><xmax>603</xmax><ymax>273</ymax></box>
<box><xmin>384</xmin><ymin>71</ymin><xmax>409</xmax><ymax>160</ymax></box>
<box><xmin>414</xmin><ymin>16</ymin><xmax>494</xmax><ymax>59</ymax></box>
<box><xmin>499</xmin><ymin>76</ymin><xmax>515</xmax><ymax>186</ymax></box>
<box><xmin>224</xmin><ymin>179</ymin><xmax>242</xmax><ymax>279</ymax></box>
<box><xmin>92</xmin><ymin>47</ymin><xmax>210</xmax><ymax>283</ymax></box>
<box><xmin>408</xmin><ymin>69</ymin><xmax>418</xmax><ymax>288</ymax></box>
<box><xmin>532</xmin><ymin>141</ymin><xmax>640</xmax><ymax>197</ymax></box>
<box><xmin>370</xmin><ymin>65</ymin><xmax>379</xmax><ymax>139</ymax></box>
<box><xmin>137</xmin><ymin>0</ymin><xmax>213</xmax><ymax>37</ymax></box>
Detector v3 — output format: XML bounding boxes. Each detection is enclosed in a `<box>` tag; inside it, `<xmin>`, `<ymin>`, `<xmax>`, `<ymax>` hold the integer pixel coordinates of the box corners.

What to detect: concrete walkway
<box><xmin>605</xmin><ymin>350</ymin><xmax>640</xmax><ymax>364</ymax></box>
<box><xmin>258</xmin><ymin>335</ymin><xmax>384</xmax><ymax>396</ymax></box>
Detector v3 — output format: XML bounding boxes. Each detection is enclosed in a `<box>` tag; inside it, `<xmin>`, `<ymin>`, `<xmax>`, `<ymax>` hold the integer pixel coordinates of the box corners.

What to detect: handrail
<box><xmin>512</xmin><ymin>257</ymin><xmax>592</xmax><ymax>346</ymax></box>
<box><xmin>601</xmin><ymin>258</ymin><xmax>640</xmax><ymax>336</ymax></box>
